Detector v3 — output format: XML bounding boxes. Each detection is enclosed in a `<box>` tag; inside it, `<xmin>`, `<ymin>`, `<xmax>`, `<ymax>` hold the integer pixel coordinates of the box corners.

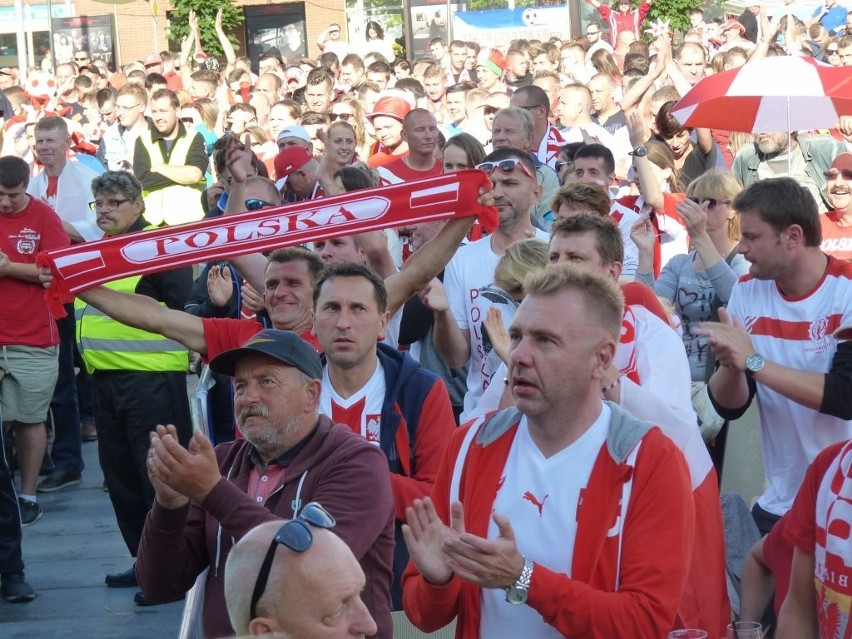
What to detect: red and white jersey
<box><xmin>787</xmin><ymin>440</ymin><xmax>852</xmax><ymax>639</ymax></box>
<box><xmin>618</xmin><ymin>193</ymin><xmax>690</xmax><ymax>276</ymax></box>
<box><xmin>480</xmin><ymin>408</ymin><xmax>610</xmax><ymax>639</ymax></box>
<box><xmin>319</xmin><ymin>362</ymin><xmax>386</xmax><ymax>446</ymax></box>
<box><xmin>535</xmin><ymin>124</ymin><xmax>567</xmax><ymax>171</ymax></box>
<box><xmin>728</xmin><ymin>258</ymin><xmax>852</xmax><ymax>515</ymax></box>
<box><xmin>376</xmin><ymin>157</ymin><xmax>442</xmax><ymax>186</ymax></box>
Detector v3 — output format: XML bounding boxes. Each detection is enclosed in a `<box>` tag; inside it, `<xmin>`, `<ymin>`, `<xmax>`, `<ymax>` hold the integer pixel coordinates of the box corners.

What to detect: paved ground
<box><xmin>1</xmin><ymin>440</ymin><xmax>185</xmax><ymax>638</ymax></box>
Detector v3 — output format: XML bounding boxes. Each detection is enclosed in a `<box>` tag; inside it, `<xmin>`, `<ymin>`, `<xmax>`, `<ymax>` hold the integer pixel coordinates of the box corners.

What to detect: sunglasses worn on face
<box><xmin>330</xmin><ymin>112</ymin><xmax>355</xmax><ymax>122</ymax></box>
<box><xmin>689</xmin><ymin>197</ymin><xmax>730</xmax><ymax>208</ymax></box>
<box><xmin>249</xmin><ymin>503</ymin><xmax>335</xmax><ymax>620</ymax></box>
<box><xmin>476</xmin><ymin>158</ymin><xmax>536</xmax><ymax>181</ymax></box>
<box><xmin>825</xmin><ymin>169</ymin><xmax>852</xmax><ymax>180</ymax></box>
<box><xmin>245</xmin><ymin>198</ymin><xmax>278</xmax><ymax>211</ymax></box>
<box><xmin>828</xmin><ymin>49</ymin><xmax>839</xmax><ymax>54</ymax></box>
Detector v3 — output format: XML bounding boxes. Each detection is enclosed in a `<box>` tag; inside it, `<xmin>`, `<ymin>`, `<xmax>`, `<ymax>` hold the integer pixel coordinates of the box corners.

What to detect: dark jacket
<box><xmin>355</xmin><ymin>342</ymin><xmax>456</xmax><ymax>610</ymax></box>
<box><xmin>136</xmin><ymin>416</ymin><xmax>395</xmax><ymax>639</ymax></box>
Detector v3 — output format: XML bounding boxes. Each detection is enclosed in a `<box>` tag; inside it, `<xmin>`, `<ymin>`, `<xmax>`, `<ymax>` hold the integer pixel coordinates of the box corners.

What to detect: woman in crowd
<box><xmin>631</xmin><ymin>170</ymin><xmax>750</xmax><ymax>474</ymax></box>
<box><xmin>330</xmin><ymin>97</ymin><xmax>370</xmax><ymax>159</ymax></box>
<box><xmin>361</xmin><ymin>20</ymin><xmax>395</xmax><ymax>63</ymax></box>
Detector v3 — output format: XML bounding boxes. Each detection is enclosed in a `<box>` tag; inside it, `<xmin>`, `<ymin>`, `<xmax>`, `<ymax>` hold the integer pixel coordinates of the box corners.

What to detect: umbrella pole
<box><xmin>787</xmin><ymin>95</ymin><xmax>792</xmax><ymax>175</ymax></box>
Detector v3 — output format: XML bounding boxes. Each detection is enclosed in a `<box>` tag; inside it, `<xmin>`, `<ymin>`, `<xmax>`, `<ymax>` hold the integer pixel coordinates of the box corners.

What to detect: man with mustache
<box><xmin>73</xmin><ymin>171</ymin><xmax>194</xmax><ymax>602</ymax></box>
<box><xmin>820</xmin><ymin>152</ymin><xmax>852</xmax><ymax>261</ymax></box>
<box><xmin>137</xmin><ymin>329</ymin><xmax>394</xmax><ymax>638</ymax></box>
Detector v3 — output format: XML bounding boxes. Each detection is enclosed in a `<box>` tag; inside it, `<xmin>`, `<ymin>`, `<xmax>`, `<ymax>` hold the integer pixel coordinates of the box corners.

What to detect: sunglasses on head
<box><xmin>249</xmin><ymin>503</ymin><xmax>335</xmax><ymax>620</ymax></box>
<box><xmin>245</xmin><ymin>198</ymin><xmax>278</xmax><ymax>211</ymax></box>
<box><xmin>476</xmin><ymin>158</ymin><xmax>535</xmax><ymax>181</ymax></box>
<box><xmin>689</xmin><ymin>197</ymin><xmax>730</xmax><ymax>208</ymax></box>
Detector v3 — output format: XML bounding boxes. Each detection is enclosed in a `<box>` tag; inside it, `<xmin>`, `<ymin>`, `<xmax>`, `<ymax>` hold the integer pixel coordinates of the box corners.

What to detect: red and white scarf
<box><xmin>38</xmin><ymin>170</ymin><xmax>497</xmax><ymax>316</ymax></box>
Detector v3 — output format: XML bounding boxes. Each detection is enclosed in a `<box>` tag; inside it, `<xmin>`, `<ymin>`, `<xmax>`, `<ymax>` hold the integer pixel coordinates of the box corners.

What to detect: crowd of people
<box><xmin>1</xmin><ymin>1</ymin><xmax>851</xmax><ymax>638</ymax></box>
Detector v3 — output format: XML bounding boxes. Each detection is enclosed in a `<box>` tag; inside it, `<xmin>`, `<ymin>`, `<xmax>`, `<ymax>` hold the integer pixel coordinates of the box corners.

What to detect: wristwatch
<box><xmin>745</xmin><ymin>353</ymin><xmax>765</xmax><ymax>378</ymax></box>
<box><xmin>628</xmin><ymin>146</ymin><xmax>647</xmax><ymax>158</ymax></box>
<box><xmin>504</xmin><ymin>557</ymin><xmax>533</xmax><ymax>605</ymax></box>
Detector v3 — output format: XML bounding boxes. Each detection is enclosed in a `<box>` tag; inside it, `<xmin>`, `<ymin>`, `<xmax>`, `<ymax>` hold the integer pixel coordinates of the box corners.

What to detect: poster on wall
<box><xmin>244</xmin><ymin>3</ymin><xmax>307</xmax><ymax>70</ymax></box>
<box><xmin>344</xmin><ymin>0</ymin><xmax>404</xmax><ymax>63</ymax></box>
<box><xmin>51</xmin><ymin>14</ymin><xmax>116</xmax><ymax>68</ymax></box>
<box><xmin>408</xmin><ymin>0</ymin><xmax>459</xmax><ymax>60</ymax></box>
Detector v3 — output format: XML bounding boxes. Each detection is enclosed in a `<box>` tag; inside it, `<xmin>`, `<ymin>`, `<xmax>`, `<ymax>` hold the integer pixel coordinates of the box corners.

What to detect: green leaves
<box><xmin>167</xmin><ymin>0</ymin><xmax>243</xmax><ymax>57</ymax></box>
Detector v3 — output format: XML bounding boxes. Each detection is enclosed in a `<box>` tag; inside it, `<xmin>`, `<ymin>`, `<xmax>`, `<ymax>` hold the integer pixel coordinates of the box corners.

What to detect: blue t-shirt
<box><xmin>813</xmin><ymin>4</ymin><xmax>847</xmax><ymax>32</ymax></box>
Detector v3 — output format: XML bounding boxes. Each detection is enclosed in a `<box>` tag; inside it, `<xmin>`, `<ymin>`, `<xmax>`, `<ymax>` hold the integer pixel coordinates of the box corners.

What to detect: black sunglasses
<box><xmin>249</xmin><ymin>503</ymin><xmax>335</xmax><ymax>620</ymax></box>
<box><xmin>245</xmin><ymin>198</ymin><xmax>278</xmax><ymax>211</ymax></box>
<box><xmin>689</xmin><ymin>197</ymin><xmax>730</xmax><ymax>208</ymax></box>
<box><xmin>329</xmin><ymin>112</ymin><xmax>355</xmax><ymax>122</ymax></box>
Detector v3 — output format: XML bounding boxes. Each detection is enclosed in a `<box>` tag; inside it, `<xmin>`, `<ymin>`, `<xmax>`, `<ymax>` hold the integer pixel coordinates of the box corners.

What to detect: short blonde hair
<box><xmin>685</xmin><ymin>170</ymin><xmax>743</xmax><ymax>242</ymax></box>
<box><xmin>493</xmin><ymin>239</ymin><xmax>549</xmax><ymax>295</ymax></box>
<box><xmin>523</xmin><ymin>263</ymin><xmax>624</xmax><ymax>341</ymax></box>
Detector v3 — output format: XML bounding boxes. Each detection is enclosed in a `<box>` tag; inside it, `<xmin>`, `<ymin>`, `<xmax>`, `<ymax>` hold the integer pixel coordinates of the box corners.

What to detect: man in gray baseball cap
<box><xmin>135</xmin><ymin>328</ymin><xmax>395</xmax><ymax>638</ymax></box>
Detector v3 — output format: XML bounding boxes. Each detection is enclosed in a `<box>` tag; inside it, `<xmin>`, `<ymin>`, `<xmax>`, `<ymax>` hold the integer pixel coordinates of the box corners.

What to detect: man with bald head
<box><xmin>225</xmin><ymin>517</ymin><xmax>377</xmax><ymax>638</ymax></box>
<box><xmin>509</xmin><ymin>85</ymin><xmax>565</xmax><ymax>170</ymax></box>
<box><xmin>588</xmin><ymin>73</ymin><xmax>626</xmax><ymax>135</ymax></box>
<box><xmin>377</xmin><ymin>109</ymin><xmax>442</xmax><ymax>185</ymax></box>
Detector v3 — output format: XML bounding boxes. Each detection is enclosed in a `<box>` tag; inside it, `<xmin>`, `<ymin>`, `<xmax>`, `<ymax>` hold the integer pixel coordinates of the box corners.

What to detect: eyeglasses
<box><xmin>586</xmin><ymin>30</ymin><xmax>600</xmax><ymax>36</ymax></box>
<box><xmin>688</xmin><ymin>197</ymin><xmax>730</xmax><ymax>208</ymax></box>
<box><xmin>827</xmin><ymin>49</ymin><xmax>839</xmax><ymax>54</ymax></box>
<box><xmin>825</xmin><ymin>169</ymin><xmax>852</xmax><ymax>180</ymax></box>
<box><xmin>249</xmin><ymin>503</ymin><xmax>335</xmax><ymax>620</ymax></box>
<box><xmin>75</xmin><ymin>56</ymin><xmax>90</xmax><ymax>62</ymax></box>
<box><xmin>89</xmin><ymin>198</ymin><xmax>130</xmax><ymax>211</ymax></box>
<box><xmin>245</xmin><ymin>198</ymin><xmax>278</xmax><ymax>211</ymax></box>
<box><xmin>556</xmin><ymin>160</ymin><xmax>573</xmax><ymax>170</ymax></box>
<box><xmin>330</xmin><ymin>112</ymin><xmax>355</xmax><ymax>122</ymax></box>
<box><xmin>476</xmin><ymin>158</ymin><xmax>536</xmax><ymax>181</ymax></box>
<box><xmin>180</xmin><ymin>117</ymin><xmax>196</xmax><ymax>124</ymax></box>
<box><xmin>115</xmin><ymin>103</ymin><xmax>142</xmax><ymax>113</ymax></box>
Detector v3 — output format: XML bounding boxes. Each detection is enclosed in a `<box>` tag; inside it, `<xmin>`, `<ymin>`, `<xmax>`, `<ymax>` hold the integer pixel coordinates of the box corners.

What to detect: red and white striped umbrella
<box><xmin>670</xmin><ymin>56</ymin><xmax>852</xmax><ymax>133</ymax></box>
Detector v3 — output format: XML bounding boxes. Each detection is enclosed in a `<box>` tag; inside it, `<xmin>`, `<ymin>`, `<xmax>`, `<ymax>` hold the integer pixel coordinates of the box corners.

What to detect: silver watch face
<box><xmin>746</xmin><ymin>353</ymin><xmax>765</xmax><ymax>374</ymax></box>
<box><xmin>629</xmin><ymin>146</ymin><xmax>647</xmax><ymax>158</ymax></box>
<box><xmin>506</xmin><ymin>585</ymin><xmax>529</xmax><ymax>605</ymax></box>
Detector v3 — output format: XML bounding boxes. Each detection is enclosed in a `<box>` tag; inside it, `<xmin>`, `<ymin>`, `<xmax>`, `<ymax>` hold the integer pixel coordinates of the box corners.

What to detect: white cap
<box><xmin>276</xmin><ymin>125</ymin><xmax>311</xmax><ymax>144</ymax></box>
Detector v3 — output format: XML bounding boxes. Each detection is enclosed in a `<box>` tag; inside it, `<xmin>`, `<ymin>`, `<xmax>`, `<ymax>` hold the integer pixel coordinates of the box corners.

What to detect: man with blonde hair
<box><xmin>403</xmin><ymin>263</ymin><xmax>695</xmax><ymax>638</ymax></box>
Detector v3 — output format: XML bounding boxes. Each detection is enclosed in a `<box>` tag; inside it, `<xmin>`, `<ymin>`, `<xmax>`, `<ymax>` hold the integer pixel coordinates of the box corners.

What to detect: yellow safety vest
<box><xmin>138</xmin><ymin>128</ymin><xmax>206</xmax><ymax>227</ymax></box>
<box><xmin>75</xmin><ymin>274</ymin><xmax>189</xmax><ymax>374</ymax></box>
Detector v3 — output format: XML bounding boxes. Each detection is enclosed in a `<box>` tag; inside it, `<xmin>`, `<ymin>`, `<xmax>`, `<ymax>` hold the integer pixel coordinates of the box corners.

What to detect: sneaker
<box><xmin>37</xmin><ymin>471</ymin><xmax>83</xmax><ymax>493</ymax></box>
<box><xmin>1</xmin><ymin>573</ymin><xmax>35</xmax><ymax>602</ymax></box>
<box><xmin>18</xmin><ymin>498</ymin><xmax>42</xmax><ymax>527</ymax></box>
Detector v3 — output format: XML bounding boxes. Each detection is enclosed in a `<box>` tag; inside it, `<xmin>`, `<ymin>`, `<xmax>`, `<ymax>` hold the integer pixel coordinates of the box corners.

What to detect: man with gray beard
<box><xmin>732</xmin><ymin>131</ymin><xmax>844</xmax><ymax>213</ymax></box>
<box><xmin>134</xmin><ymin>329</ymin><xmax>395</xmax><ymax>639</ymax></box>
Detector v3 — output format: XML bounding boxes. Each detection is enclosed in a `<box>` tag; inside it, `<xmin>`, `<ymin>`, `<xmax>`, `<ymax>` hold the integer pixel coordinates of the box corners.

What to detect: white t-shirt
<box><xmin>319</xmin><ymin>361</ymin><xmax>385</xmax><ymax>446</ymax></box>
<box><xmin>444</xmin><ymin>231</ymin><xmax>548</xmax><ymax>420</ymax></box>
<box><xmin>727</xmin><ymin>262</ymin><xmax>852</xmax><ymax>515</ymax></box>
<box><xmin>479</xmin><ymin>406</ymin><xmax>610</xmax><ymax>639</ymax></box>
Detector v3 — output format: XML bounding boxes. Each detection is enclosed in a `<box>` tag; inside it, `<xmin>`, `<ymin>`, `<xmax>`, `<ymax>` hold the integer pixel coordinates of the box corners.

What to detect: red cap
<box><xmin>274</xmin><ymin>145</ymin><xmax>312</xmax><ymax>180</ymax></box>
<box><xmin>368</xmin><ymin>96</ymin><xmax>411</xmax><ymax>122</ymax></box>
<box><xmin>721</xmin><ymin>19</ymin><xmax>745</xmax><ymax>34</ymax></box>
<box><xmin>143</xmin><ymin>53</ymin><xmax>161</xmax><ymax>67</ymax></box>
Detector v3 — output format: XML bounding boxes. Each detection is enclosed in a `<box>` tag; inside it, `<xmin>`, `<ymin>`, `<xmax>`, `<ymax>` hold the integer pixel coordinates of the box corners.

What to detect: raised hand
<box><xmin>402</xmin><ymin>497</ymin><xmax>457</xmax><ymax>585</ymax></box>
<box><xmin>207</xmin><ymin>263</ymin><xmax>234</xmax><ymax>308</ymax></box>
<box><xmin>483</xmin><ymin>306</ymin><xmax>510</xmax><ymax>365</ymax></box>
